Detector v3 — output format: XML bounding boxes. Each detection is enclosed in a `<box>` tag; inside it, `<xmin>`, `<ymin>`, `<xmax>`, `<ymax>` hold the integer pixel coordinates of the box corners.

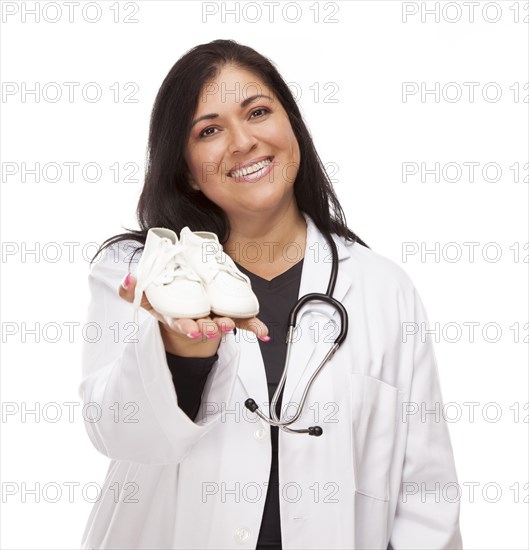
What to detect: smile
<box><xmin>229</xmin><ymin>157</ymin><xmax>273</xmax><ymax>179</ymax></box>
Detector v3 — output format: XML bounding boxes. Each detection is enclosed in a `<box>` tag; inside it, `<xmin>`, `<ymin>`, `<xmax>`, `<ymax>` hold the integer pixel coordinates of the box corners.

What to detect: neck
<box><xmin>224</xmin><ymin>206</ymin><xmax>307</xmax><ymax>267</ymax></box>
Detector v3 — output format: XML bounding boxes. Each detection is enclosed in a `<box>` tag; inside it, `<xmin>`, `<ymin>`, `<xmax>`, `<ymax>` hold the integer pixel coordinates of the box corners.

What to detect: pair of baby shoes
<box><xmin>132</xmin><ymin>227</ymin><xmax>259</xmax><ymax>319</ymax></box>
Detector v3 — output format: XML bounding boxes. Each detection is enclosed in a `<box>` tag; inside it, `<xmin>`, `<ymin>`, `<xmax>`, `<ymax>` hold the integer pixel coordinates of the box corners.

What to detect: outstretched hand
<box><xmin>118</xmin><ymin>272</ymin><xmax>270</xmax><ymax>357</ymax></box>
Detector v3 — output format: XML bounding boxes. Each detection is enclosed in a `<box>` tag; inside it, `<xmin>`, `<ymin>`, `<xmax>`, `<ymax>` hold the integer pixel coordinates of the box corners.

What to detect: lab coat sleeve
<box><xmin>389</xmin><ymin>286</ymin><xmax>463</xmax><ymax>549</ymax></box>
<box><xmin>77</xmin><ymin>241</ymin><xmax>236</xmax><ymax>465</ymax></box>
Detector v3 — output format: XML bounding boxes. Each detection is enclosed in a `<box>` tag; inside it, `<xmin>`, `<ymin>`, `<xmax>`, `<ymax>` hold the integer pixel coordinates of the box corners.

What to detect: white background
<box><xmin>1</xmin><ymin>1</ymin><xmax>528</xmax><ymax>548</ymax></box>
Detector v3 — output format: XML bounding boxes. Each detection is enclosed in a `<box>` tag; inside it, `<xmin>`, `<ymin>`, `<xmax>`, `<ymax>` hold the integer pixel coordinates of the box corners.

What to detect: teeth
<box><xmin>231</xmin><ymin>158</ymin><xmax>271</xmax><ymax>178</ymax></box>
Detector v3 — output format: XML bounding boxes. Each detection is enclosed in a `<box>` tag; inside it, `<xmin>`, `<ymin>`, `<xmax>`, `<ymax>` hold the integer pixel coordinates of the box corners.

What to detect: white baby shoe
<box><xmin>179</xmin><ymin>227</ymin><xmax>259</xmax><ymax>318</ymax></box>
<box><xmin>133</xmin><ymin>228</ymin><xmax>210</xmax><ymax>319</ymax></box>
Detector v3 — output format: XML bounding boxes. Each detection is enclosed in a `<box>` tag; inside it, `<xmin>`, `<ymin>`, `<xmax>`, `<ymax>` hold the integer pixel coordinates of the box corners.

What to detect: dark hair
<box><xmin>91</xmin><ymin>39</ymin><xmax>368</xmax><ymax>265</ymax></box>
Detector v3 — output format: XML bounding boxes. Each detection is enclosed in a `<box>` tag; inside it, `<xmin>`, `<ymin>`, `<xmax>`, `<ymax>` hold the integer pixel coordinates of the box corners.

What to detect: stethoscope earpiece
<box><xmin>245</xmin><ymin>232</ymin><xmax>348</xmax><ymax>437</ymax></box>
<box><xmin>244</xmin><ymin>398</ymin><xmax>258</xmax><ymax>413</ymax></box>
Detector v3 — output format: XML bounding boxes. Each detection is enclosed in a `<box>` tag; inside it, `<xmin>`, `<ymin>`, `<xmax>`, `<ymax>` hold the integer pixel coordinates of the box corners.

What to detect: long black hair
<box><xmin>91</xmin><ymin>39</ymin><xmax>368</xmax><ymax>265</ymax></box>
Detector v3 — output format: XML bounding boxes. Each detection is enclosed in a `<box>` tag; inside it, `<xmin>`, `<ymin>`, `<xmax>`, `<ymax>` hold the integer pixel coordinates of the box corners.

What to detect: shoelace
<box><xmin>132</xmin><ymin>239</ymin><xmax>201</xmax><ymax>312</ymax></box>
<box><xmin>207</xmin><ymin>242</ymin><xmax>248</xmax><ymax>283</ymax></box>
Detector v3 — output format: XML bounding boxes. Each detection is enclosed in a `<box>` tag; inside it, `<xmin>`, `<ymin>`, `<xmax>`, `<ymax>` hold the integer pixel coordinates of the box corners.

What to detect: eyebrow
<box><xmin>191</xmin><ymin>94</ymin><xmax>273</xmax><ymax>128</ymax></box>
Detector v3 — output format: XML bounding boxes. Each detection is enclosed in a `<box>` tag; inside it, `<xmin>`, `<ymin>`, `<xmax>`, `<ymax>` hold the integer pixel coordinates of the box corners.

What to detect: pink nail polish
<box><xmin>259</xmin><ymin>335</ymin><xmax>271</xmax><ymax>342</ymax></box>
<box><xmin>121</xmin><ymin>272</ymin><xmax>131</xmax><ymax>289</ymax></box>
<box><xmin>187</xmin><ymin>332</ymin><xmax>202</xmax><ymax>339</ymax></box>
<box><xmin>220</xmin><ymin>326</ymin><xmax>233</xmax><ymax>333</ymax></box>
<box><xmin>206</xmin><ymin>333</ymin><xmax>219</xmax><ymax>339</ymax></box>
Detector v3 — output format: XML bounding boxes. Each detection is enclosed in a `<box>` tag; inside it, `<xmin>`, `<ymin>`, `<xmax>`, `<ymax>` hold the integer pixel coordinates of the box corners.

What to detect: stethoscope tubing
<box><xmin>244</xmin><ymin>232</ymin><xmax>349</xmax><ymax>436</ymax></box>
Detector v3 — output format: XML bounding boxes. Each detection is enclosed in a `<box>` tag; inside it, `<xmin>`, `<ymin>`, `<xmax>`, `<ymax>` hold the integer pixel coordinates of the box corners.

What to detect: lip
<box><xmin>227</xmin><ymin>156</ymin><xmax>274</xmax><ymax>177</ymax></box>
<box><xmin>232</xmin><ymin>160</ymin><xmax>274</xmax><ymax>184</ymax></box>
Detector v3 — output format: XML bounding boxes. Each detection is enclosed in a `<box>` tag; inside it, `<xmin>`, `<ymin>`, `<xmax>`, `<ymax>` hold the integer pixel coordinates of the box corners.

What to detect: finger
<box><xmin>196</xmin><ymin>318</ymin><xmax>221</xmax><ymax>340</ymax></box>
<box><xmin>165</xmin><ymin>317</ymin><xmax>202</xmax><ymax>338</ymax></box>
<box><xmin>212</xmin><ymin>316</ymin><xmax>236</xmax><ymax>335</ymax></box>
<box><xmin>118</xmin><ymin>273</ymin><xmax>153</xmax><ymax>311</ymax></box>
<box><xmin>118</xmin><ymin>272</ymin><xmax>135</xmax><ymax>303</ymax></box>
<box><xmin>234</xmin><ymin>317</ymin><xmax>270</xmax><ymax>341</ymax></box>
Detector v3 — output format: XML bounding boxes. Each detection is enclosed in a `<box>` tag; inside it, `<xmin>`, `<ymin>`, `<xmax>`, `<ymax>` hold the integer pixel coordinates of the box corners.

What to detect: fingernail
<box><xmin>187</xmin><ymin>332</ymin><xmax>202</xmax><ymax>339</ymax></box>
<box><xmin>220</xmin><ymin>326</ymin><xmax>233</xmax><ymax>333</ymax></box>
<box><xmin>258</xmin><ymin>335</ymin><xmax>271</xmax><ymax>342</ymax></box>
<box><xmin>121</xmin><ymin>272</ymin><xmax>131</xmax><ymax>289</ymax></box>
<box><xmin>206</xmin><ymin>333</ymin><xmax>219</xmax><ymax>339</ymax></box>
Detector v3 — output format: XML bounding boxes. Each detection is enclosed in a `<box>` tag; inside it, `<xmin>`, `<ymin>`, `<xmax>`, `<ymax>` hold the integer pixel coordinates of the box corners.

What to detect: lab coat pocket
<box><xmin>350</xmin><ymin>373</ymin><xmax>399</xmax><ymax>502</ymax></box>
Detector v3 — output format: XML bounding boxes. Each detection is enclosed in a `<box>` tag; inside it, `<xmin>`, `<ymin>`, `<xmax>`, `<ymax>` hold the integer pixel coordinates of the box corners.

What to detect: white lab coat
<box><xmin>78</xmin><ymin>213</ymin><xmax>463</xmax><ymax>549</ymax></box>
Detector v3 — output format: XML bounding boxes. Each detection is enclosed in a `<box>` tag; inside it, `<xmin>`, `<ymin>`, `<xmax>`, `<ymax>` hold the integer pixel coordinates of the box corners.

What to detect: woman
<box><xmin>79</xmin><ymin>39</ymin><xmax>463</xmax><ymax>549</ymax></box>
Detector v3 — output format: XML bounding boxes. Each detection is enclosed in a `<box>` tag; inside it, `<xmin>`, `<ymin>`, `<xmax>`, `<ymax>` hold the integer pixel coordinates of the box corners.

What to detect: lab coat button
<box><xmin>254</xmin><ymin>427</ymin><xmax>267</xmax><ymax>440</ymax></box>
<box><xmin>234</xmin><ymin>527</ymin><xmax>251</xmax><ymax>543</ymax></box>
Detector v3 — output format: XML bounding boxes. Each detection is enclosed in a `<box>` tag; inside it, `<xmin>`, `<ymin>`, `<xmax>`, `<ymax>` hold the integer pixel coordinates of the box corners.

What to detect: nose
<box><xmin>228</xmin><ymin>122</ymin><xmax>258</xmax><ymax>155</ymax></box>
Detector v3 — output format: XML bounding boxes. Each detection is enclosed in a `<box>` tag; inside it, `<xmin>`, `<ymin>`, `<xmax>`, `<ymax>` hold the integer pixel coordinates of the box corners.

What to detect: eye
<box><xmin>250</xmin><ymin>107</ymin><xmax>270</xmax><ymax>118</ymax></box>
<box><xmin>198</xmin><ymin>126</ymin><xmax>218</xmax><ymax>139</ymax></box>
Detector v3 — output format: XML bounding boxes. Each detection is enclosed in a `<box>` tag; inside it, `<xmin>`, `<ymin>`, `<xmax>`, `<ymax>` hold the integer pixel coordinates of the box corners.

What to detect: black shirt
<box><xmin>165</xmin><ymin>257</ymin><xmax>304</xmax><ymax>550</ymax></box>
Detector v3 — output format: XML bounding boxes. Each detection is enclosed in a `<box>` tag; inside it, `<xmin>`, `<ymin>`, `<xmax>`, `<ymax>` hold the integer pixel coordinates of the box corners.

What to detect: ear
<box><xmin>186</xmin><ymin>169</ymin><xmax>200</xmax><ymax>191</ymax></box>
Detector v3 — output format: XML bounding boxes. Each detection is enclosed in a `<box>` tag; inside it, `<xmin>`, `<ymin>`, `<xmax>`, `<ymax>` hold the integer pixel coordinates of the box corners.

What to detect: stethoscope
<box><xmin>244</xmin><ymin>232</ymin><xmax>348</xmax><ymax>437</ymax></box>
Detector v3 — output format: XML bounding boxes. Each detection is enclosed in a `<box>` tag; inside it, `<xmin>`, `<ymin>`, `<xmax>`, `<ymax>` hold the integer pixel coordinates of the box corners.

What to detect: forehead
<box><xmin>197</xmin><ymin>64</ymin><xmax>276</xmax><ymax>107</ymax></box>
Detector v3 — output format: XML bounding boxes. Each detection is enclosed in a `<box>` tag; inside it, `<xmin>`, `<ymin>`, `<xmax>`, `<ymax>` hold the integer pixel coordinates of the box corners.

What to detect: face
<box><xmin>184</xmin><ymin>64</ymin><xmax>301</xmax><ymax>223</ymax></box>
